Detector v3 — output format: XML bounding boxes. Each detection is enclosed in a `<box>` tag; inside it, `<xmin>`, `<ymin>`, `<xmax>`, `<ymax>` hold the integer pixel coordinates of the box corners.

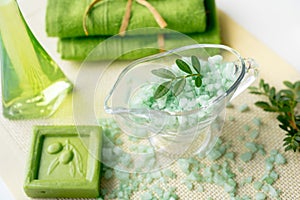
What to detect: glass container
<box><xmin>0</xmin><ymin>0</ymin><xmax>73</xmax><ymax>119</ymax></box>
<box><xmin>104</xmin><ymin>44</ymin><xmax>258</xmax><ymax>158</ymax></box>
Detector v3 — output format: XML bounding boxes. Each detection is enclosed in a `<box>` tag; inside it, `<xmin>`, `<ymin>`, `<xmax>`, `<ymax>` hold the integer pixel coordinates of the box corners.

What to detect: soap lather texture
<box><xmin>46</xmin><ymin>0</ymin><xmax>207</xmax><ymax>38</ymax></box>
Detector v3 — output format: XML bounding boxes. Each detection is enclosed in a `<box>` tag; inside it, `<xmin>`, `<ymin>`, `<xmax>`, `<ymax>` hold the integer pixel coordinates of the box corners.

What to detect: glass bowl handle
<box><xmin>230</xmin><ymin>58</ymin><xmax>259</xmax><ymax>100</ymax></box>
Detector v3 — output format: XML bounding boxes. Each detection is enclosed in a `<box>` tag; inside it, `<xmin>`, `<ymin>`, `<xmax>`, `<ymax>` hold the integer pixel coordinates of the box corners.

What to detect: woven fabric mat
<box><xmin>97</xmin><ymin>92</ymin><xmax>298</xmax><ymax>200</ymax></box>
<box><xmin>0</xmin><ymin>9</ymin><xmax>299</xmax><ymax>200</ymax></box>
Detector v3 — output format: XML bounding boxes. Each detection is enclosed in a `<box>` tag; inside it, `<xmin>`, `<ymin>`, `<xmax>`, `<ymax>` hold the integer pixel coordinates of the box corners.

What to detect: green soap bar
<box><xmin>24</xmin><ymin>125</ymin><xmax>102</xmax><ymax>198</ymax></box>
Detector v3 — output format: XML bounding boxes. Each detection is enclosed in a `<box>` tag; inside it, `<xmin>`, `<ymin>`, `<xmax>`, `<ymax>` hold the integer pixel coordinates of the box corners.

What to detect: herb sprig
<box><xmin>151</xmin><ymin>56</ymin><xmax>202</xmax><ymax>99</ymax></box>
<box><xmin>249</xmin><ymin>79</ymin><xmax>300</xmax><ymax>152</ymax></box>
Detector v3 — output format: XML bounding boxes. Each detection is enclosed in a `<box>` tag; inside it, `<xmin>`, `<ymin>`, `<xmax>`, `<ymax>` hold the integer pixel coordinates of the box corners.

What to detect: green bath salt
<box><xmin>125</xmin><ymin>55</ymin><xmax>238</xmax><ymax>156</ymax></box>
<box><xmin>129</xmin><ymin>55</ymin><xmax>237</xmax><ymax>112</ymax></box>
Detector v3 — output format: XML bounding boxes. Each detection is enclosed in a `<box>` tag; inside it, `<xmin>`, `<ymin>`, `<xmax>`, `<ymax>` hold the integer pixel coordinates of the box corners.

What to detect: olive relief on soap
<box><xmin>24</xmin><ymin>125</ymin><xmax>102</xmax><ymax>198</ymax></box>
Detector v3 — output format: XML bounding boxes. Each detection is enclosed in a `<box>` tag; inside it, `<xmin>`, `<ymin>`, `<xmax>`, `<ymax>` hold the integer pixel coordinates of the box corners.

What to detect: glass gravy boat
<box><xmin>104</xmin><ymin>44</ymin><xmax>258</xmax><ymax>158</ymax></box>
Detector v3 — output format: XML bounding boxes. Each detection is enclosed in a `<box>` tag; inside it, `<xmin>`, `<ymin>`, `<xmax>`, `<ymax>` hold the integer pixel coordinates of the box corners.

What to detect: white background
<box><xmin>216</xmin><ymin>0</ymin><xmax>300</xmax><ymax>73</ymax></box>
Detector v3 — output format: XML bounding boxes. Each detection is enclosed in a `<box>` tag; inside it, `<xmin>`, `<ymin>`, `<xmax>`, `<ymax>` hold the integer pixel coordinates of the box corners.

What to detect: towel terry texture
<box><xmin>45</xmin><ymin>0</ymin><xmax>221</xmax><ymax>60</ymax></box>
<box><xmin>46</xmin><ymin>0</ymin><xmax>207</xmax><ymax>37</ymax></box>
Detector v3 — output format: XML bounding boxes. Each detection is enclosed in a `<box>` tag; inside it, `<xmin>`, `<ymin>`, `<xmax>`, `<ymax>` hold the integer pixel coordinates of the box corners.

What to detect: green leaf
<box><xmin>195</xmin><ymin>76</ymin><xmax>202</xmax><ymax>87</ymax></box>
<box><xmin>151</xmin><ymin>68</ymin><xmax>176</xmax><ymax>79</ymax></box>
<box><xmin>248</xmin><ymin>86</ymin><xmax>258</xmax><ymax>89</ymax></box>
<box><xmin>172</xmin><ymin>78</ymin><xmax>186</xmax><ymax>97</ymax></box>
<box><xmin>153</xmin><ymin>81</ymin><xmax>172</xmax><ymax>99</ymax></box>
<box><xmin>249</xmin><ymin>90</ymin><xmax>262</xmax><ymax>95</ymax></box>
<box><xmin>191</xmin><ymin>55</ymin><xmax>201</xmax><ymax>73</ymax></box>
<box><xmin>269</xmin><ymin>87</ymin><xmax>276</xmax><ymax>98</ymax></box>
<box><xmin>254</xmin><ymin>101</ymin><xmax>278</xmax><ymax>112</ymax></box>
<box><xmin>284</xmin><ymin>145</ymin><xmax>293</xmax><ymax>152</ymax></box>
<box><xmin>47</xmin><ymin>157</ymin><xmax>60</xmax><ymax>175</ymax></box>
<box><xmin>277</xmin><ymin>115</ymin><xmax>290</xmax><ymax>127</ymax></box>
<box><xmin>249</xmin><ymin>85</ymin><xmax>263</xmax><ymax>95</ymax></box>
<box><xmin>72</xmin><ymin>146</ymin><xmax>84</xmax><ymax>176</ymax></box>
<box><xmin>293</xmin><ymin>140</ymin><xmax>299</xmax><ymax>147</ymax></box>
<box><xmin>280</xmin><ymin>89</ymin><xmax>295</xmax><ymax>98</ymax></box>
<box><xmin>176</xmin><ymin>59</ymin><xmax>192</xmax><ymax>74</ymax></box>
<box><xmin>279</xmin><ymin>124</ymin><xmax>289</xmax><ymax>132</ymax></box>
<box><xmin>278</xmin><ymin>105</ymin><xmax>292</xmax><ymax>113</ymax></box>
<box><xmin>259</xmin><ymin>79</ymin><xmax>265</xmax><ymax>89</ymax></box>
<box><xmin>294</xmin><ymin>81</ymin><xmax>300</xmax><ymax>89</ymax></box>
<box><xmin>263</xmin><ymin>84</ymin><xmax>270</xmax><ymax>93</ymax></box>
<box><xmin>254</xmin><ymin>101</ymin><xmax>271</xmax><ymax>109</ymax></box>
<box><xmin>248</xmin><ymin>86</ymin><xmax>258</xmax><ymax>90</ymax></box>
<box><xmin>70</xmin><ymin>160</ymin><xmax>75</xmax><ymax>177</ymax></box>
<box><xmin>283</xmin><ymin>81</ymin><xmax>294</xmax><ymax>89</ymax></box>
<box><xmin>283</xmin><ymin>141</ymin><xmax>291</xmax><ymax>146</ymax></box>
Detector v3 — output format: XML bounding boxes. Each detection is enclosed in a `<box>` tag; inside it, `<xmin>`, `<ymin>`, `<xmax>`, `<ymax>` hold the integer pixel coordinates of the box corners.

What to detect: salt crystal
<box><xmin>208</xmin><ymin>55</ymin><xmax>223</xmax><ymax>65</ymax></box>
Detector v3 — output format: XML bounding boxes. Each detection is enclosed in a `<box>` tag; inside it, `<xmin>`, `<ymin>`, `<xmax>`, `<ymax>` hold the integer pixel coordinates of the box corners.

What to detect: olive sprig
<box><xmin>249</xmin><ymin>79</ymin><xmax>300</xmax><ymax>152</ymax></box>
<box><xmin>47</xmin><ymin>140</ymin><xmax>84</xmax><ymax>176</ymax></box>
<box><xmin>151</xmin><ymin>56</ymin><xmax>203</xmax><ymax>99</ymax></box>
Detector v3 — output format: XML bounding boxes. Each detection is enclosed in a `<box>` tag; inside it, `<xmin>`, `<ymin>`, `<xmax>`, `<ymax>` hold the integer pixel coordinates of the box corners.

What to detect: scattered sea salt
<box><xmin>163</xmin><ymin>169</ymin><xmax>177</xmax><ymax>179</ymax></box>
<box><xmin>228</xmin><ymin>116</ymin><xmax>236</xmax><ymax>121</ymax></box>
<box><xmin>242</xmin><ymin>125</ymin><xmax>251</xmax><ymax>132</ymax></box>
<box><xmin>253</xmin><ymin>181</ymin><xmax>263</xmax><ymax>191</ymax></box>
<box><xmin>224</xmin><ymin>152</ymin><xmax>235</xmax><ymax>161</ymax></box>
<box><xmin>250</xmin><ymin>130</ymin><xmax>259</xmax><ymax>139</ymax></box>
<box><xmin>255</xmin><ymin>192</ymin><xmax>266</xmax><ymax>200</ymax></box>
<box><xmin>226</xmin><ymin>102</ymin><xmax>234</xmax><ymax>108</ymax></box>
<box><xmin>245</xmin><ymin>142</ymin><xmax>258</xmax><ymax>153</ymax></box>
<box><xmin>238</xmin><ymin>135</ymin><xmax>246</xmax><ymax>141</ymax></box>
<box><xmin>252</xmin><ymin>117</ymin><xmax>262</xmax><ymax>127</ymax></box>
<box><xmin>274</xmin><ymin>153</ymin><xmax>286</xmax><ymax>165</ymax></box>
<box><xmin>239</xmin><ymin>152</ymin><xmax>253</xmax><ymax>163</ymax></box>
<box><xmin>264</xmin><ymin>176</ymin><xmax>274</xmax><ymax>185</ymax></box>
<box><xmin>141</xmin><ymin>191</ymin><xmax>153</xmax><ymax>200</ymax></box>
<box><xmin>239</xmin><ymin>104</ymin><xmax>250</xmax><ymax>112</ymax></box>
<box><xmin>265</xmin><ymin>160</ymin><xmax>274</xmax><ymax>171</ymax></box>
<box><xmin>198</xmin><ymin>184</ymin><xmax>204</xmax><ymax>192</ymax></box>
<box><xmin>241</xmin><ymin>176</ymin><xmax>253</xmax><ymax>186</ymax></box>
<box><xmin>177</xmin><ymin>159</ymin><xmax>191</xmax><ymax>174</ymax></box>
<box><xmin>269</xmin><ymin>170</ymin><xmax>279</xmax><ymax>180</ymax></box>
<box><xmin>104</xmin><ymin>169</ymin><xmax>113</xmax><ymax>180</ymax></box>
<box><xmin>98</xmin><ymin>98</ymin><xmax>288</xmax><ymax>199</ymax></box>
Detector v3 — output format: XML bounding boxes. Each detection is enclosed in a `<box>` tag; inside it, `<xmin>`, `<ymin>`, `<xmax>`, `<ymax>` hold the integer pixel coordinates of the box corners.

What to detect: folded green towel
<box><xmin>58</xmin><ymin>31</ymin><xmax>220</xmax><ymax>61</ymax></box>
<box><xmin>46</xmin><ymin>0</ymin><xmax>207</xmax><ymax>38</ymax></box>
<box><xmin>57</xmin><ymin>0</ymin><xmax>220</xmax><ymax>61</ymax></box>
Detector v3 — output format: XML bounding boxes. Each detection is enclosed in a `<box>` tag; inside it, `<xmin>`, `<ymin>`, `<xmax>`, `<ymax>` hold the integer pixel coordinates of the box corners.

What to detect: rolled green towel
<box><xmin>57</xmin><ymin>0</ymin><xmax>220</xmax><ymax>61</ymax></box>
<box><xmin>46</xmin><ymin>0</ymin><xmax>207</xmax><ymax>38</ymax></box>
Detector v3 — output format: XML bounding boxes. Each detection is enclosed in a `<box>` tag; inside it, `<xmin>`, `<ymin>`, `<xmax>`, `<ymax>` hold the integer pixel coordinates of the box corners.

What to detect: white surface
<box><xmin>216</xmin><ymin>0</ymin><xmax>300</xmax><ymax>72</ymax></box>
<box><xmin>0</xmin><ymin>119</ymin><xmax>28</xmax><ymax>200</ymax></box>
<box><xmin>0</xmin><ymin>177</ymin><xmax>14</xmax><ymax>200</ymax></box>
